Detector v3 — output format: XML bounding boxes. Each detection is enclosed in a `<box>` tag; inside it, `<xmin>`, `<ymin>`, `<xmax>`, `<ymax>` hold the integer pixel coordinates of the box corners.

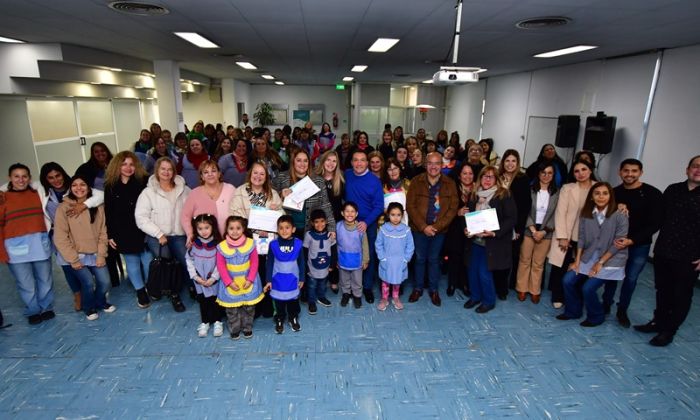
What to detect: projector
<box><xmin>432</xmin><ymin>66</ymin><xmax>480</xmax><ymax>85</ymax></box>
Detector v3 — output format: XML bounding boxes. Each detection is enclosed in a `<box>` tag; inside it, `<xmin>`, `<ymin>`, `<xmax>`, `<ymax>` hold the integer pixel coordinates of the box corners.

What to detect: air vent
<box><xmin>393</xmin><ymin>73</ymin><xmax>410</xmax><ymax>77</ymax></box>
<box><xmin>108</xmin><ymin>2</ymin><xmax>170</xmax><ymax>16</ymax></box>
<box><xmin>516</xmin><ymin>16</ymin><xmax>570</xmax><ymax>29</ymax></box>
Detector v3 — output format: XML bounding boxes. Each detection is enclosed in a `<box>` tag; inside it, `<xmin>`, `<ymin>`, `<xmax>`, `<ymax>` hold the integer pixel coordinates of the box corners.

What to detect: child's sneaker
<box><xmin>197</xmin><ymin>322</ymin><xmax>210</xmax><ymax>337</ymax></box>
<box><xmin>340</xmin><ymin>293</ymin><xmax>351</xmax><ymax>307</ymax></box>
<box><xmin>275</xmin><ymin>319</ymin><xmax>284</xmax><ymax>334</ymax></box>
<box><xmin>317</xmin><ymin>297</ymin><xmax>332</xmax><ymax>307</ymax></box>
<box><xmin>289</xmin><ymin>317</ymin><xmax>301</xmax><ymax>332</ymax></box>
<box><xmin>392</xmin><ymin>298</ymin><xmax>404</xmax><ymax>310</ymax></box>
<box><xmin>377</xmin><ymin>299</ymin><xmax>389</xmax><ymax>311</ymax></box>
<box><xmin>308</xmin><ymin>302</ymin><xmax>318</xmax><ymax>315</ymax></box>
<box><xmin>353</xmin><ymin>296</ymin><xmax>362</xmax><ymax>308</ymax></box>
<box><xmin>212</xmin><ymin>321</ymin><xmax>224</xmax><ymax>337</ymax></box>
<box><xmin>230</xmin><ymin>331</ymin><xmax>240</xmax><ymax>340</ymax></box>
<box><xmin>103</xmin><ymin>303</ymin><xmax>117</xmax><ymax>313</ymax></box>
<box><xmin>243</xmin><ymin>331</ymin><xmax>253</xmax><ymax>339</ymax></box>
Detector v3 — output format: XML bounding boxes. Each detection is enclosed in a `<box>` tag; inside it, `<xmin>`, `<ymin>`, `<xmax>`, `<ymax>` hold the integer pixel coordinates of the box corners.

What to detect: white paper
<box><xmin>383</xmin><ymin>191</ymin><xmax>409</xmax><ymax>225</ymax></box>
<box><xmin>465</xmin><ymin>208</ymin><xmax>500</xmax><ymax>234</ymax></box>
<box><xmin>283</xmin><ymin>176</ymin><xmax>320</xmax><ymax>211</ymax></box>
<box><xmin>248</xmin><ymin>206</ymin><xmax>284</xmax><ymax>232</ymax></box>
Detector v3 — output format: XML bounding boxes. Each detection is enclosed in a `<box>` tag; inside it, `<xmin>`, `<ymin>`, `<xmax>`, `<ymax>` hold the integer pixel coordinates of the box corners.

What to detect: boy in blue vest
<box><xmin>265</xmin><ymin>215</ymin><xmax>305</xmax><ymax>333</ymax></box>
<box><xmin>336</xmin><ymin>201</ymin><xmax>370</xmax><ymax>308</ymax></box>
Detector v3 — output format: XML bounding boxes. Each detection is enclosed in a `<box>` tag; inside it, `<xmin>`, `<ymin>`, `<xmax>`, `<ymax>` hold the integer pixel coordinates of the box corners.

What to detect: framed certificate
<box><xmin>465</xmin><ymin>208</ymin><xmax>500</xmax><ymax>234</ymax></box>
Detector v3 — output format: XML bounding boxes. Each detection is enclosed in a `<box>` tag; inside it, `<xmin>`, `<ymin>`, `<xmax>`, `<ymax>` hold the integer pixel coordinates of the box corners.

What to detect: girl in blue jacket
<box><xmin>375</xmin><ymin>203</ymin><xmax>415</xmax><ymax>311</ymax></box>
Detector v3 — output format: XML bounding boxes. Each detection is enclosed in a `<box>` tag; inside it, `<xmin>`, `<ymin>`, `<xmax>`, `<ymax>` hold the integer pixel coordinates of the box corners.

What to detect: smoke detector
<box><xmin>107</xmin><ymin>2</ymin><xmax>170</xmax><ymax>16</ymax></box>
<box><xmin>516</xmin><ymin>17</ymin><xmax>571</xmax><ymax>29</ymax></box>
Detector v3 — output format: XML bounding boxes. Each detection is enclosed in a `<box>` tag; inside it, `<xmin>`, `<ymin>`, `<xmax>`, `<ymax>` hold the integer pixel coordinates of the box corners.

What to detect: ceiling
<box><xmin>2</xmin><ymin>0</ymin><xmax>700</xmax><ymax>85</ymax></box>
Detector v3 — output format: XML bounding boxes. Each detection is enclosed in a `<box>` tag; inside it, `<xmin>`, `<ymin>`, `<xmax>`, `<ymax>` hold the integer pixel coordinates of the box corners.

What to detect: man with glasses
<box><xmin>406</xmin><ymin>152</ymin><xmax>459</xmax><ymax>306</ymax></box>
<box><xmin>635</xmin><ymin>155</ymin><xmax>700</xmax><ymax>346</ymax></box>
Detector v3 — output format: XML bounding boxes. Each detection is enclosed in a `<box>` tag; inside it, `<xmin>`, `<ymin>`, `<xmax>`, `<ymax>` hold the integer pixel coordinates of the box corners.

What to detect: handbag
<box><xmin>146</xmin><ymin>245</ymin><xmax>184</xmax><ymax>299</ymax></box>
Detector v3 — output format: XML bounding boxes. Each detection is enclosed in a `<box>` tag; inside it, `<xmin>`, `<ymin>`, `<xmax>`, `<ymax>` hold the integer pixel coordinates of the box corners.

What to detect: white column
<box><xmin>221</xmin><ymin>78</ymin><xmax>237</xmax><ymax>128</ymax></box>
<box><xmin>153</xmin><ymin>60</ymin><xmax>184</xmax><ymax>132</ymax></box>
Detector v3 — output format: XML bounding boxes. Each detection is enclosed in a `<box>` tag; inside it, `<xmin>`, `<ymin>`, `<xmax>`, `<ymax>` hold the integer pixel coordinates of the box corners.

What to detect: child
<box><xmin>187</xmin><ymin>214</ymin><xmax>223</xmax><ymax>338</ymax></box>
<box><xmin>375</xmin><ymin>203</ymin><xmax>415</xmax><ymax>310</ymax></box>
<box><xmin>265</xmin><ymin>215</ymin><xmax>305</xmax><ymax>333</ymax></box>
<box><xmin>216</xmin><ymin>216</ymin><xmax>264</xmax><ymax>339</ymax></box>
<box><xmin>303</xmin><ymin>209</ymin><xmax>336</xmax><ymax>315</ymax></box>
<box><xmin>336</xmin><ymin>201</ymin><xmax>369</xmax><ymax>308</ymax></box>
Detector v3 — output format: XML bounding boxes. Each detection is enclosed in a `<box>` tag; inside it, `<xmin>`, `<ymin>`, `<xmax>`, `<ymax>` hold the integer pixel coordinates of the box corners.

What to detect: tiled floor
<box><xmin>0</xmin><ymin>263</ymin><xmax>698</xmax><ymax>419</ymax></box>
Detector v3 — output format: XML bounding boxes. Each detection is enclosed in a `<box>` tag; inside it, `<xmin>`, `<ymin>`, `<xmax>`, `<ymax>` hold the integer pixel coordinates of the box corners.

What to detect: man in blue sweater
<box><xmin>344</xmin><ymin>150</ymin><xmax>384</xmax><ymax>303</ymax></box>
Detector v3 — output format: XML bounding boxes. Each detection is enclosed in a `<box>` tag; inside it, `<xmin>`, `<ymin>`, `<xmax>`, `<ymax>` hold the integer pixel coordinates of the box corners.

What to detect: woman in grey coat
<box><xmin>556</xmin><ymin>182</ymin><xmax>628</xmax><ymax>327</ymax></box>
<box><xmin>516</xmin><ymin>161</ymin><xmax>559</xmax><ymax>303</ymax></box>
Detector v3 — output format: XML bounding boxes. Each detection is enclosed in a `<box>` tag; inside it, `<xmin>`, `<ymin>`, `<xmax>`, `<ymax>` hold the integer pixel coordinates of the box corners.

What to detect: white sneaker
<box><xmin>553</xmin><ymin>302</ymin><xmax>563</xmax><ymax>309</ymax></box>
<box><xmin>86</xmin><ymin>310</ymin><xmax>99</xmax><ymax>321</ymax></box>
<box><xmin>197</xmin><ymin>322</ymin><xmax>210</xmax><ymax>338</ymax></box>
<box><xmin>212</xmin><ymin>321</ymin><xmax>224</xmax><ymax>337</ymax></box>
<box><xmin>103</xmin><ymin>304</ymin><xmax>117</xmax><ymax>313</ymax></box>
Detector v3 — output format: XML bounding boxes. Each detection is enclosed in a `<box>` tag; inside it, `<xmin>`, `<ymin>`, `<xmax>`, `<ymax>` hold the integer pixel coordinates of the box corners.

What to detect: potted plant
<box><xmin>254</xmin><ymin>102</ymin><xmax>275</xmax><ymax>127</ymax></box>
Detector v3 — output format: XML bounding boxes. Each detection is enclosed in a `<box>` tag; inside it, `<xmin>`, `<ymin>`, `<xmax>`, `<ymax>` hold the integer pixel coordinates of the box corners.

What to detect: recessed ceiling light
<box><xmin>351</xmin><ymin>65</ymin><xmax>367</xmax><ymax>72</ymax></box>
<box><xmin>261</xmin><ymin>75</ymin><xmax>275</xmax><ymax>80</ymax></box>
<box><xmin>109</xmin><ymin>67</ymin><xmax>123</xmax><ymax>72</ymax></box>
<box><xmin>342</xmin><ymin>77</ymin><xmax>354</xmax><ymax>82</ymax></box>
<box><xmin>422</xmin><ymin>79</ymin><xmax>433</xmax><ymax>84</ymax></box>
<box><xmin>275</xmin><ymin>81</ymin><xmax>285</xmax><ymax>85</ymax></box>
<box><xmin>173</xmin><ymin>32</ymin><xmax>219</xmax><ymax>48</ymax></box>
<box><xmin>368</xmin><ymin>38</ymin><xmax>399</xmax><ymax>53</ymax></box>
<box><xmin>534</xmin><ymin>45</ymin><xmax>597</xmax><ymax>58</ymax></box>
<box><xmin>236</xmin><ymin>62</ymin><xmax>257</xmax><ymax>70</ymax></box>
<box><xmin>0</xmin><ymin>36</ymin><xmax>24</xmax><ymax>43</ymax></box>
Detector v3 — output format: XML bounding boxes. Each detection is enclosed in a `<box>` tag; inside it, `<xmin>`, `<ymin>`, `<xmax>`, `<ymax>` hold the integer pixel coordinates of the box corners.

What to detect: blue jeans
<box><xmin>122</xmin><ymin>250</ymin><xmax>154</xmax><ymax>290</ymax></box>
<box><xmin>307</xmin><ymin>276</ymin><xmax>328</xmax><ymax>302</ymax></box>
<box><xmin>602</xmin><ymin>244</ymin><xmax>650</xmax><ymax>311</ymax></box>
<box><xmin>145</xmin><ymin>235</ymin><xmax>189</xmax><ymax>292</ymax></box>
<box><xmin>412</xmin><ymin>232</ymin><xmax>445</xmax><ymax>293</ymax></box>
<box><xmin>72</xmin><ymin>265</ymin><xmax>110</xmax><ymax>313</ymax></box>
<box><xmin>363</xmin><ymin>223</ymin><xmax>378</xmax><ymax>291</ymax></box>
<box><xmin>562</xmin><ymin>271</ymin><xmax>606</xmax><ymax>324</ymax></box>
<box><xmin>8</xmin><ymin>259</ymin><xmax>54</xmax><ymax>316</ymax></box>
<box><xmin>60</xmin><ymin>265</ymin><xmax>82</xmax><ymax>293</ymax></box>
<box><xmin>468</xmin><ymin>244</ymin><xmax>496</xmax><ymax>307</ymax></box>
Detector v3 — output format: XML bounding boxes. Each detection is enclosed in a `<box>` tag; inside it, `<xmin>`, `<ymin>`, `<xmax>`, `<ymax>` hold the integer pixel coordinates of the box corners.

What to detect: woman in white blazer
<box><xmin>135</xmin><ymin>157</ymin><xmax>191</xmax><ymax>312</ymax></box>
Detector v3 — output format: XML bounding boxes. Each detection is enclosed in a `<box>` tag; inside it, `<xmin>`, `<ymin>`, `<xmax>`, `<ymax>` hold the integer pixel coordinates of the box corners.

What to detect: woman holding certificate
<box><xmin>272</xmin><ymin>148</ymin><xmax>336</xmax><ymax>239</ymax></box>
<box><xmin>463</xmin><ymin>166</ymin><xmax>517</xmax><ymax>313</ymax></box>
<box><xmin>556</xmin><ymin>183</ymin><xmax>628</xmax><ymax>327</ymax></box>
<box><xmin>230</xmin><ymin>161</ymin><xmax>283</xmax><ymax>318</ymax></box>
<box><xmin>445</xmin><ymin>163</ymin><xmax>477</xmax><ymax>297</ymax></box>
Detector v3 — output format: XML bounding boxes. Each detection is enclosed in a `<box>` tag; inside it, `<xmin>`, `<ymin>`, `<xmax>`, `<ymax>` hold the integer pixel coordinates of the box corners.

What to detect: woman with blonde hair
<box><xmin>368</xmin><ymin>151</ymin><xmax>385</xmax><ymax>179</ymax></box>
<box><xmin>463</xmin><ymin>166</ymin><xmax>517</xmax><ymax>314</ymax></box>
<box><xmin>104</xmin><ymin>151</ymin><xmax>152</xmax><ymax>308</ymax></box>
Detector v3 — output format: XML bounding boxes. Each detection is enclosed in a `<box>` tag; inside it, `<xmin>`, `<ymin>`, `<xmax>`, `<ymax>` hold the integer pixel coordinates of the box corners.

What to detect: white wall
<box><xmin>445</xmin><ymin>81</ymin><xmax>486</xmax><ymax>141</ymax></box>
<box><xmin>249</xmin><ymin>84</ymin><xmax>350</xmax><ymax>135</ymax></box>
<box><xmin>445</xmin><ymin>48</ymin><xmax>688</xmax><ymax>184</ymax></box>
<box><xmin>643</xmin><ymin>44</ymin><xmax>700</xmax><ymax>191</ymax></box>
<box><xmin>181</xmin><ymin>89</ymin><xmax>223</xmax><ymax>129</ymax></box>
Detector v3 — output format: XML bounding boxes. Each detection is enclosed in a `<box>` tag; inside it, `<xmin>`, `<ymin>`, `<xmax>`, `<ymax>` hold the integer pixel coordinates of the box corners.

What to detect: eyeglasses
<box><xmin>426</xmin><ymin>162</ymin><xmax>441</xmax><ymax>166</ymax></box>
<box><xmin>482</xmin><ymin>175</ymin><xmax>496</xmax><ymax>180</ymax></box>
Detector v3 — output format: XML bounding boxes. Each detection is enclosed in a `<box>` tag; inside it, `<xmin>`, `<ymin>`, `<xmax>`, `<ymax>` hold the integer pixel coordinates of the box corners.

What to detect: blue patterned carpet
<box><xmin>0</xmin><ymin>262</ymin><xmax>698</xmax><ymax>419</ymax></box>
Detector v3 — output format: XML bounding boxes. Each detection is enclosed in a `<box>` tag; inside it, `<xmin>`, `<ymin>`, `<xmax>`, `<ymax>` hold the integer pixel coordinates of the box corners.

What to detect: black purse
<box><xmin>146</xmin><ymin>245</ymin><xmax>184</xmax><ymax>299</ymax></box>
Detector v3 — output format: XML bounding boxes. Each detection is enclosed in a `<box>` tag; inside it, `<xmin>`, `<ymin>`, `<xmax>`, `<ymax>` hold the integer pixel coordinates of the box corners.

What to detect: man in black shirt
<box><xmin>635</xmin><ymin>155</ymin><xmax>700</xmax><ymax>346</ymax></box>
<box><xmin>602</xmin><ymin>159</ymin><xmax>663</xmax><ymax>327</ymax></box>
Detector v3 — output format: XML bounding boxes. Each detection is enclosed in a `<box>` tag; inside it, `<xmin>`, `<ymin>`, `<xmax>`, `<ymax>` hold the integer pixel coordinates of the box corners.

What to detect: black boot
<box><xmin>0</xmin><ymin>309</ymin><xmax>12</xmax><ymax>329</ymax></box>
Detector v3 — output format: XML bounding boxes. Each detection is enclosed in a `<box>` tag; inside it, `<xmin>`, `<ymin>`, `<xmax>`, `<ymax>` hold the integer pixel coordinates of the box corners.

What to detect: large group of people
<box><xmin>0</xmin><ymin>119</ymin><xmax>698</xmax><ymax>348</ymax></box>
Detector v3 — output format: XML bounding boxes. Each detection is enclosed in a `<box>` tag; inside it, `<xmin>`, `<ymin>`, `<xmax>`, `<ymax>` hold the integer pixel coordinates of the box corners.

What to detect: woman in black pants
<box><xmin>445</xmin><ymin>163</ymin><xmax>477</xmax><ymax>296</ymax></box>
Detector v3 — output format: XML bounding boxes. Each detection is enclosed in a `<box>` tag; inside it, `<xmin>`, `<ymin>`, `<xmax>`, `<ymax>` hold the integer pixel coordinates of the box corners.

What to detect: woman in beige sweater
<box><xmin>547</xmin><ymin>160</ymin><xmax>596</xmax><ymax>308</ymax></box>
<box><xmin>54</xmin><ymin>174</ymin><xmax>113</xmax><ymax>320</ymax></box>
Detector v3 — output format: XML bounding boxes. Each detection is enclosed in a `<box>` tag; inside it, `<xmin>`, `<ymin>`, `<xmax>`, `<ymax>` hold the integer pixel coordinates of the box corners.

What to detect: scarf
<box><xmin>309</xmin><ymin>230</ymin><xmax>329</xmax><ymax>249</ymax></box>
<box><xmin>357</xmin><ymin>143</ymin><xmax>368</xmax><ymax>151</ymax></box>
<box><xmin>389</xmin><ymin>179</ymin><xmax>403</xmax><ymax>191</ymax></box>
<box><xmin>187</xmin><ymin>150</ymin><xmax>208</xmax><ymax>171</ymax></box>
<box><xmin>476</xmin><ymin>186</ymin><xmax>497</xmax><ymax>211</ymax></box>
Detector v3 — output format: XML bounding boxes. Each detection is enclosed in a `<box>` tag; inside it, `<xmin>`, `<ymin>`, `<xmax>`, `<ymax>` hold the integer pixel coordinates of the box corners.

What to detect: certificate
<box><xmin>383</xmin><ymin>191</ymin><xmax>408</xmax><ymax>225</ymax></box>
<box><xmin>465</xmin><ymin>208</ymin><xmax>500</xmax><ymax>234</ymax></box>
<box><xmin>283</xmin><ymin>176</ymin><xmax>320</xmax><ymax>211</ymax></box>
<box><xmin>248</xmin><ymin>206</ymin><xmax>284</xmax><ymax>232</ymax></box>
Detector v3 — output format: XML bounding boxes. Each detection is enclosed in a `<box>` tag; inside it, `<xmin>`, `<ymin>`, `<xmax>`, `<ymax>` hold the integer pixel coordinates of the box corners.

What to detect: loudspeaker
<box><xmin>583</xmin><ymin>112</ymin><xmax>616</xmax><ymax>154</ymax></box>
<box><xmin>555</xmin><ymin>115</ymin><xmax>580</xmax><ymax>148</ymax></box>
